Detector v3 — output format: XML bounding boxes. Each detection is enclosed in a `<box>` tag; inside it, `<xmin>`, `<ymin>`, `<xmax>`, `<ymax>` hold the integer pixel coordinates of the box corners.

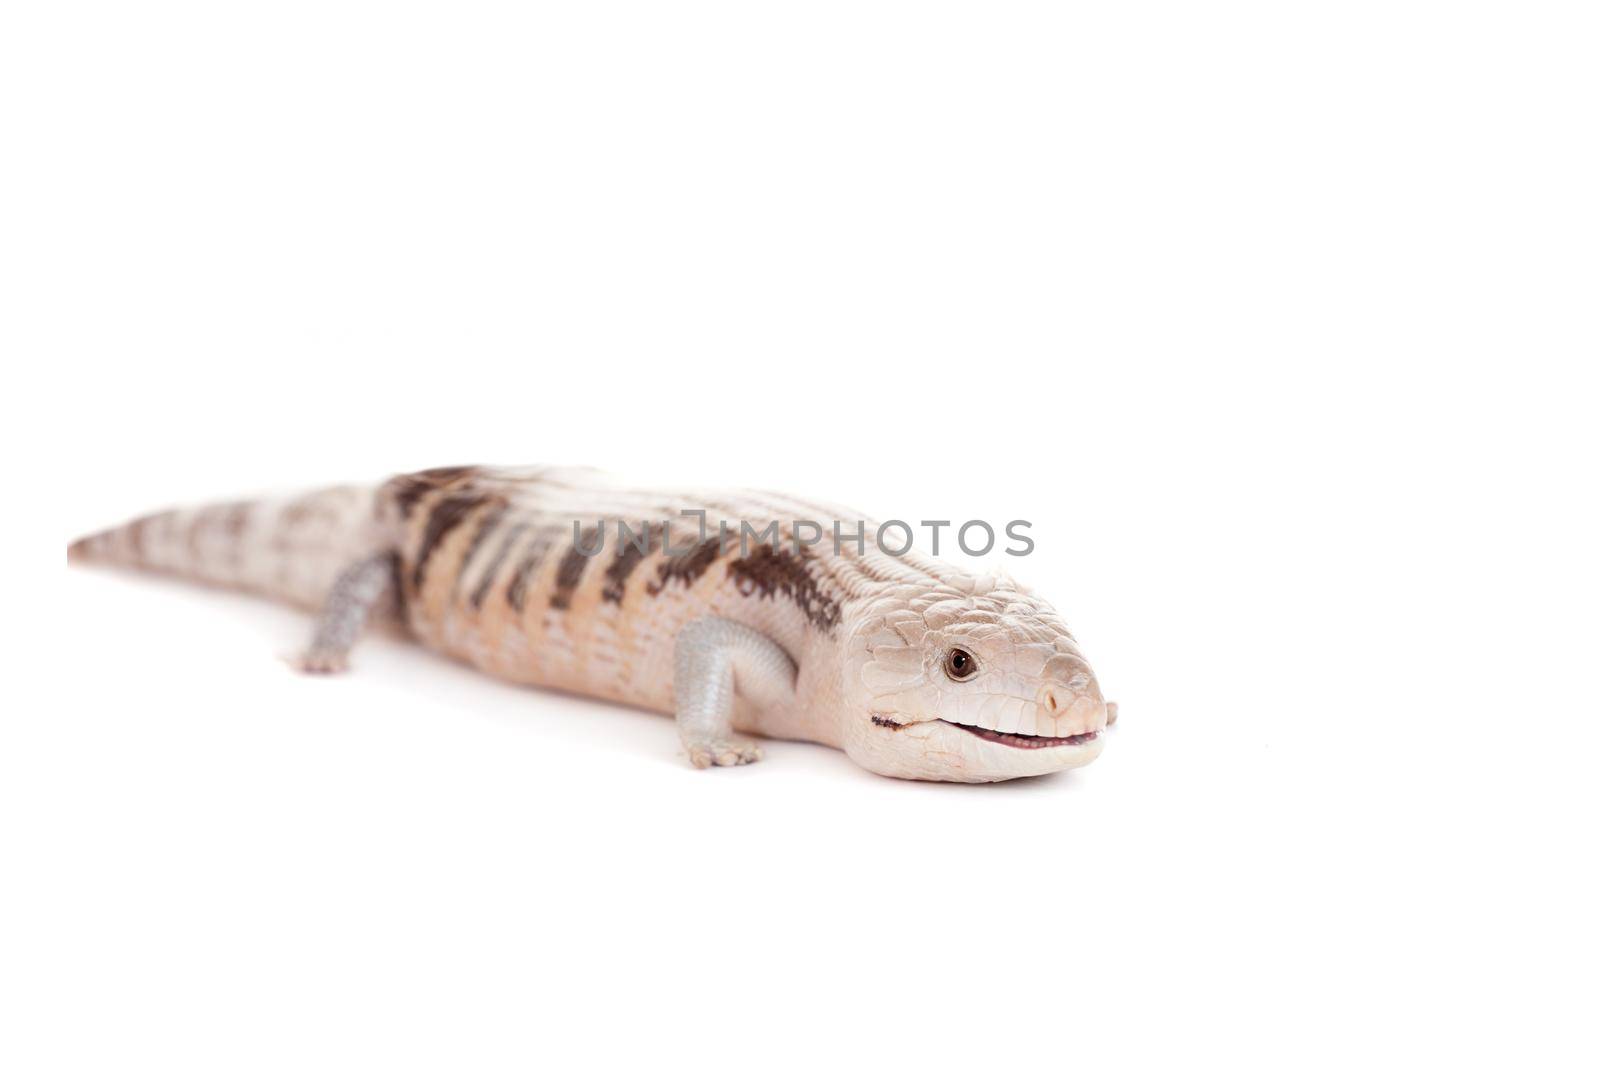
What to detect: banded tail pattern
<box><xmin>68</xmin><ymin>484</ymin><xmax>383</xmax><ymax>611</ymax></box>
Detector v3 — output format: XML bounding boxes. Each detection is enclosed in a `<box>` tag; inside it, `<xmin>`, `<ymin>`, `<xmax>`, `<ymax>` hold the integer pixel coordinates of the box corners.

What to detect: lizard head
<box><xmin>837</xmin><ymin>574</ymin><xmax>1110</xmax><ymax>783</ymax></box>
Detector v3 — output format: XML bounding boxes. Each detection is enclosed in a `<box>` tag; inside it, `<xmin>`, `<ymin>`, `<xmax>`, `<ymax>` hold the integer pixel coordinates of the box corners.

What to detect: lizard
<box><xmin>66</xmin><ymin>465</ymin><xmax>1115</xmax><ymax>783</ymax></box>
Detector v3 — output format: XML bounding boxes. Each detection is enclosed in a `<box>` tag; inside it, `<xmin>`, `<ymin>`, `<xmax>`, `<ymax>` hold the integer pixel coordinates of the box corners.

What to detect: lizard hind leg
<box><xmin>294</xmin><ymin>551</ymin><xmax>402</xmax><ymax>674</ymax></box>
<box><xmin>672</xmin><ymin>617</ymin><xmax>797</xmax><ymax>769</ymax></box>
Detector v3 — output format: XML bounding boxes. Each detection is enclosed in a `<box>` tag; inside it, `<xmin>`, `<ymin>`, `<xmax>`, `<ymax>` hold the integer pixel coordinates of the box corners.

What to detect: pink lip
<box><xmin>943</xmin><ymin>721</ymin><xmax>1100</xmax><ymax>749</ymax></box>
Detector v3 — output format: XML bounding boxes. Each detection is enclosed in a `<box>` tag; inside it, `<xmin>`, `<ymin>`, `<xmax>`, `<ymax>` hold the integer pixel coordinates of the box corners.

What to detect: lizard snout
<box><xmin>1038</xmin><ymin>679</ymin><xmax>1108</xmax><ymax>736</ymax></box>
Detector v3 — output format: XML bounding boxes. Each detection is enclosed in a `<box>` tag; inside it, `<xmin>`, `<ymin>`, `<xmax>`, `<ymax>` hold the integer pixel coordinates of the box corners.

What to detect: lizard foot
<box><xmin>684</xmin><ymin>738</ymin><xmax>764</xmax><ymax>769</ymax></box>
<box><xmin>292</xmin><ymin>648</ymin><xmax>351</xmax><ymax>675</ymax></box>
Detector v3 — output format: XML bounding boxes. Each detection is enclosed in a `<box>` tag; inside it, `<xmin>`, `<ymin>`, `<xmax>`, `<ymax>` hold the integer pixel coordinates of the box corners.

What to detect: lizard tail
<box><xmin>68</xmin><ymin>484</ymin><xmax>385</xmax><ymax>611</ymax></box>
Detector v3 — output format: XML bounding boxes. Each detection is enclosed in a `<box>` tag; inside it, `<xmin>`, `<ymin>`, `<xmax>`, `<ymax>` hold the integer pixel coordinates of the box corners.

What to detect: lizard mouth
<box><xmin>942</xmin><ymin>721</ymin><xmax>1100</xmax><ymax>749</ymax></box>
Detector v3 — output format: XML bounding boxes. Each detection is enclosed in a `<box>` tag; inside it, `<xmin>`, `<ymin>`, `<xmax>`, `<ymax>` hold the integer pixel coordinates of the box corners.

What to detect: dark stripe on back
<box><xmin>506</xmin><ymin>529</ymin><xmax>556</xmax><ymax>613</ymax></box>
<box><xmin>412</xmin><ymin>491</ymin><xmax>495</xmax><ymax>591</ymax></box>
<box><xmin>727</xmin><ymin>544</ymin><xmax>842</xmax><ymax>632</ymax></box>
<box><xmin>385</xmin><ymin>550</ymin><xmax>409</xmax><ymax>628</ymax></box>
<box><xmin>469</xmin><ymin>520</ymin><xmax>528</xmax><ymax>609</ymax></box>
<box><xmin>391</xmin><ymin>465</ymin><xmax>479</xmax><ymax>518</ymax></box>
<box><xmin>646</xmin><ymin>535</ymin><xmax>723</xmax><ymax>596</ymax></box>
<box><xmin>549</xmin><ymin>524</ymin><xmax>605</xmax><ymax>610</ymax></box>
<box><xmin>452</xmin><ymin>500</ymin><xmax>511</xmax><ymax>598</ymax></box>
<box><xmin>601</xmin><ymin>521</ymin><xmax>663</xmax><ymax>605</ymax></box>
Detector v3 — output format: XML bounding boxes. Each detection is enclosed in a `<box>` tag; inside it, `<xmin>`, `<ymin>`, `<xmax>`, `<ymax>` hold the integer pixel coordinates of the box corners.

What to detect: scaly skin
<box><xmin>68</xmin><ymin>465</ymin><xmax>1114</xmax><ymax>783</ymax></box>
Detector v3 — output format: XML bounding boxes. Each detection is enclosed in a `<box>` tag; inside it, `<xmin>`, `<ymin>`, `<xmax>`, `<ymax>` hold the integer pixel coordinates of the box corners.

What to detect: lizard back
<box><xmin>380</xmin><ymin>465</ymin><xmax>965</xmax><ymax>716</ymax></box>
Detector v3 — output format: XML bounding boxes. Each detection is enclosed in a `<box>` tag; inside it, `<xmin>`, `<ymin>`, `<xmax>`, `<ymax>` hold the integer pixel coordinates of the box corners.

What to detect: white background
<box><xmin>4</xmin><ymin>2</ymin><xmax>1596</xmax><ymax>1062</ymax></box>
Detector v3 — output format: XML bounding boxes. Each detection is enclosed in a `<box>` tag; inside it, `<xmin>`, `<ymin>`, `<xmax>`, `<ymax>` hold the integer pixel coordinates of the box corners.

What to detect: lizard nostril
<box><xmin>1042</xmin><ymin>688</ymin><xmax>1060</xmax><ymax>716</ymax></box>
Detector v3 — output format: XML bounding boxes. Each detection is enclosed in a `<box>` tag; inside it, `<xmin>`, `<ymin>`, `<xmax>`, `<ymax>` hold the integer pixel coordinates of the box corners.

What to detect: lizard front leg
<box><xmin>672</xmin><ymin>617</ymin><xmax>797</xmax><ymax>769</ymax></box>
<box><xmin>295</xmin><ymin>551</ymin><xmax>400</xmax><ymax>674</ymax></box>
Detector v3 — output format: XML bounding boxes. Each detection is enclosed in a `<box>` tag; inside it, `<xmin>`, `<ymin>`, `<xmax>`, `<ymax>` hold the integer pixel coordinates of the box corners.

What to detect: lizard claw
<box><xmin>684</xmin><ymin>738</ymin><xmax>764</xmax><ymax>769</ymax></box>
<box><xmin>291</xmin><ymin>648</ymin><xmax>351</xmax><ymax>675</ymax></box>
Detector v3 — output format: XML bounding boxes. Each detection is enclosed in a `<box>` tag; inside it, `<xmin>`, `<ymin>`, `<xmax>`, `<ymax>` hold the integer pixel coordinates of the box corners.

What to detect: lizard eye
<box><xmin>944</xmin><ymin>647</ymin><xmax>978</xmax><ymax>681</ymax></box>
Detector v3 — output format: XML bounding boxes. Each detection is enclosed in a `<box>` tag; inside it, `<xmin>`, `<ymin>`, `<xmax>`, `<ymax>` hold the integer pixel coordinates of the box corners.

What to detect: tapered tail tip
<box><xmin>68</xmin><ymin>532</ymin><xmax>104</xmax><ymax>564</ymax></box>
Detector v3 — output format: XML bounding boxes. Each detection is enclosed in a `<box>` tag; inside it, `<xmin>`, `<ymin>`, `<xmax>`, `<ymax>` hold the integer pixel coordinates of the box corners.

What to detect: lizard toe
<box><xmin>685</xmin><ymin>739</ymin><xmax>763</xmax><ymax>769</ymax></box>
<box><xmin>293</xmin><ymin>649</ymin><xmax>351</xmax><ymax>675</ymax></box>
